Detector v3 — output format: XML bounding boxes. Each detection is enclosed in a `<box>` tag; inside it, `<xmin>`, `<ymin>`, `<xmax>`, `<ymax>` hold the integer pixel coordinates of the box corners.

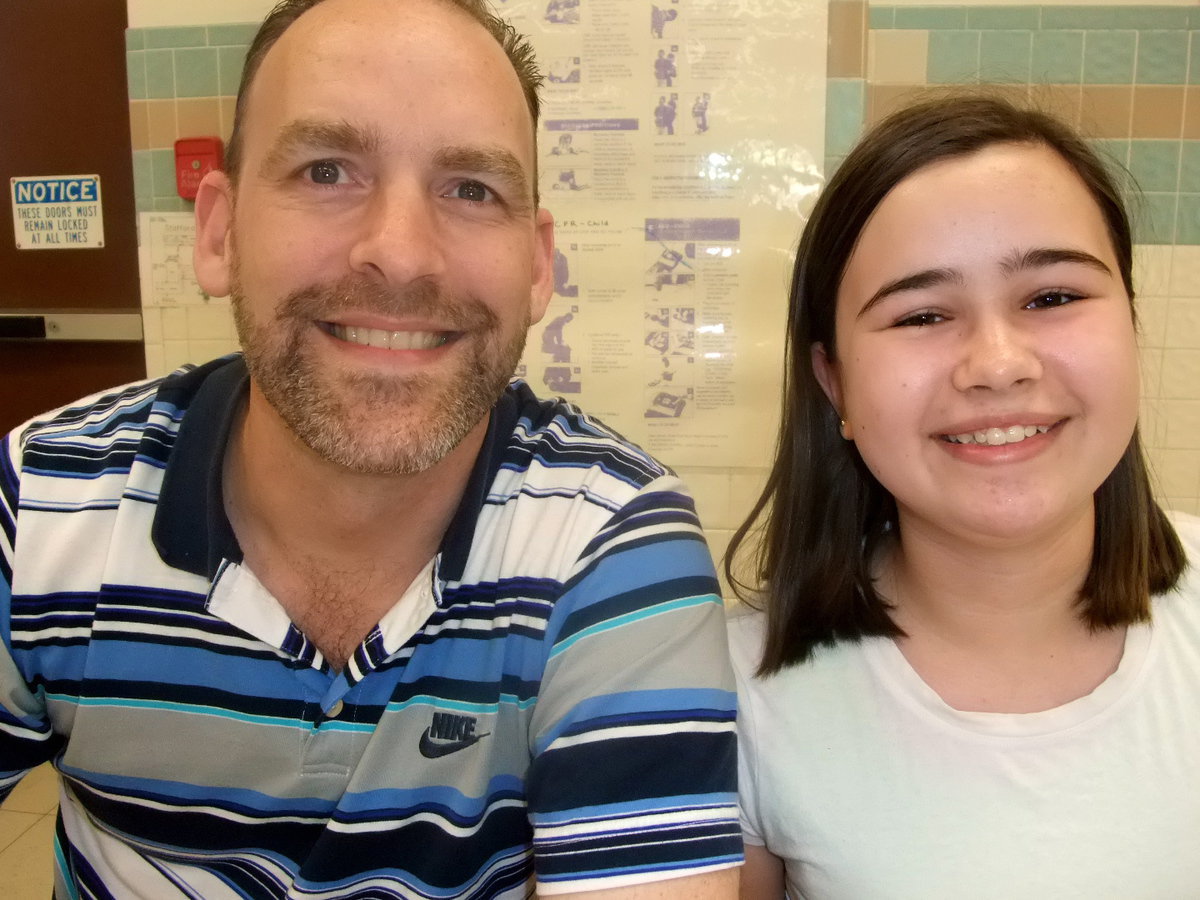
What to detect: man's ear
<box><xmin>193</xmin><ymin>170</ymin><xmax>235</xmax><ymax>298</ymax></box>
<box><xmin>811</xmin><ymin>342</ymin><xmax>848</xmax><ymax>435</ymax></box>
<box><xmin>528</xmin><ymin>207</ymin><xmax>555</xmax><ymax>326</ymax></box>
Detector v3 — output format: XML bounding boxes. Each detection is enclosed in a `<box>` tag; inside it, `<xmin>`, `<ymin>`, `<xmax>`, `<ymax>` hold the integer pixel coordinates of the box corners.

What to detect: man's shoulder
<box><xmin>501</xmin><ymin>380</ymin><xmax>673</xmax><ymax>492</ymax></box>
<box><xmin>9</xmin><ymin>356</ymin><xmax>239</xmax><ymax>476</ymax></box>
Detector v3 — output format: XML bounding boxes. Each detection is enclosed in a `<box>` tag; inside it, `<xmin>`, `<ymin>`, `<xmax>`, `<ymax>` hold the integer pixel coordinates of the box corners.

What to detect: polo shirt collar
<box><xmin>152</xmin><ymin>354</ymin><xmax>518</xmax><ymax>588</ymax></box>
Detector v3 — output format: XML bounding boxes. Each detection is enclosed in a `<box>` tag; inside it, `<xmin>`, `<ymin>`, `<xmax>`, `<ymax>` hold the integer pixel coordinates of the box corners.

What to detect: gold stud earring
<box><xmin>839</xmin><ymin>418</ymin><xmax>852</xmax><ymax>440</ymax></box>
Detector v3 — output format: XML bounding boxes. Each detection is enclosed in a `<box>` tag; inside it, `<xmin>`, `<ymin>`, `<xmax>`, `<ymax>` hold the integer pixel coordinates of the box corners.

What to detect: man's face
<box><xmin>198</xmin><ymin>0</ymin><xmax>553</xmax><ymax>475</ymax></box>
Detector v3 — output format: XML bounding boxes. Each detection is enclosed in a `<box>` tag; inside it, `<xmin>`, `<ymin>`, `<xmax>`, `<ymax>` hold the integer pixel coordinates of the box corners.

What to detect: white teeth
<box><xmin>329</xmin><ymin>324</ymin><xmax>449</xmax><ymax>350</ymax></box>
<box><xmin>947</xmin><ymin>424</ymin><xmax>1050</xmax><ymax>445</ymax></box>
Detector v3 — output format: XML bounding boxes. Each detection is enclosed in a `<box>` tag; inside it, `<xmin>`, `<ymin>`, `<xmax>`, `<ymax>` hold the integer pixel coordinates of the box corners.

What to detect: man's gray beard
<box><xmin>231</xmin><ymin>274</ymin><xmax>528</xmax><ymax>476</ymax></box>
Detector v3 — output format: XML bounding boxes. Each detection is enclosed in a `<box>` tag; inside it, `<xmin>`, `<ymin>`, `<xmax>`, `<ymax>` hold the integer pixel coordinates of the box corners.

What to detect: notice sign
<box><xmin>10</xmin><ymin>175</ymin><xmax>104</xmax><ymax>250</ymax></box>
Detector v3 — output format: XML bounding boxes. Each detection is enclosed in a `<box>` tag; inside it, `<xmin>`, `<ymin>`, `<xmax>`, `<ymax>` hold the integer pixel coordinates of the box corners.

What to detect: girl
<box><xmin>727</xmin><ymin>95</ymin><xmax>1199</xmax><ymax>898</ymax></box>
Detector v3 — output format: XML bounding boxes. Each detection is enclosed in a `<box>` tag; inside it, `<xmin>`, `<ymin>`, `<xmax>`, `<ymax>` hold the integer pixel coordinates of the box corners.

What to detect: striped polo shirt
<box><xmin>0</xmin><ymin>355</ymin><xmax>740</xmax><ymax>899</ymax></box>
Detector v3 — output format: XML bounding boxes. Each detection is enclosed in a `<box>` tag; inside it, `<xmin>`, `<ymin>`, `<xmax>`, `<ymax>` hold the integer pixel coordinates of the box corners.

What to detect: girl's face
<box><xmin>814</xmin><ymin>142</ymin><xmax>1140</xmax><ymax>551</ymax></box>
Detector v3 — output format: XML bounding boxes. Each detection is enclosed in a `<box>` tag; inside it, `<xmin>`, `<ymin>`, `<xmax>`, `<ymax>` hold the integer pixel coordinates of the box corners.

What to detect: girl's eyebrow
<box><xmin>999</xmin><ymin>246</ymin><xmax>1114</xmax><ymax>277</ymax></box>
<box><xmin>258</xmin><ymin>119</ymin><xmax>381</xmax><ymax>177</ymax></box>
<box><xmin>856</xmin><ymin>268</ymin><xmax>963</xmax><ymax>319</ymax></box>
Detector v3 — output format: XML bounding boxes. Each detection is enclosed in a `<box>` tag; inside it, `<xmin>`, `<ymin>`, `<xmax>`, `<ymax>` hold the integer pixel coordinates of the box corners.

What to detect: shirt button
<box><xmin>327</xmin><ymin>700</ymin><xmax>344</xmax><ymax>718</ymax></box>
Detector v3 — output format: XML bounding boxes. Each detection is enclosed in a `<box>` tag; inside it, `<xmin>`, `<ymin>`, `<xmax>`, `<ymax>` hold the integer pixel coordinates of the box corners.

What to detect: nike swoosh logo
<box><xmin>418</xmin><ymin>729</ymin><xmax>490</xmax><ymax>759</ymax></box>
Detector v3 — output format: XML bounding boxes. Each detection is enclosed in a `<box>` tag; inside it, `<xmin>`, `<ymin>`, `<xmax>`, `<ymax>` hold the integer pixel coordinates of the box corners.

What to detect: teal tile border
<box><xmin>868</xmin><ymin>6</ymin><xmax>895</xmax><ymax>29</ymax></box>
<box><xmin>174</xmin><ymin>47</ymin><xmax>220</xmax><ymax>98</ymax></box>
<box><xmin>928</xmin><ymin>30</ymin><xmax>981</xmax><ymax>84</ymax></box>
<box><xmin>1177</xmin><ymin>194</ymin><xmax>1200</xmax><ymax>244</ymax></box>
<box><xmin>144</xmin><ymin>26</ymin><xmax>208</xmax><ymax>49</ymax></box>
<box><xmin>980</xmin><ymin>31</ymin><xmax>1032</xmax><ymax>84</ymax></box>
<box><xmin>1082</xmin><ymin>31</ymin><xmax>1136</xmax><ymax>85</ymax></box>
<box><xmin>125</xmin><ymin>29</ymin><xmax>145</xmax><ymax>51</ymax></box>
<box><xmin>1180</xmin><ymin>142</ymin><xmax>1200</xmax><ymax>194</ymax></box>
<box><xmin>966</xmin><ymin>6</ymin><xmax>1040</xmax><ymax>30</ymax></box>
<box><xmin>1137</xmin><ymin>192</ymin><xmax>1178</xmax><ymax>244</ymax></box>
<box><xmin>894</xmin><ymin>6</ymin><xmax>968</xmax><ymax>29</ymax></box>
<box><xmin>218</xmin><ymin>46</ymin><xmax>248</xmax><ymax>96</ymax></box>
<box><xmin>126</xmin><ymin>50</ymin><xmax>148</xmax><ymax>101</ymax></box>
<box><xmin>1137</xmin><ymin>30</ymin><xmax>1189</xmax><ymax>85</ymax></box>
<box><xmin>1129</xmin><ymin>140</ymin><xmax>1181</xmax><ymax>193</ymax></box>
<box><xmin>144</xmin><ymin>49</ymin><xmax>176</xmax><ymax>100</ymax></box>
<box><xmin>1032</xmin><ymin>31</ymin><xmax>1083</xmax><ymax>84</ymax></box>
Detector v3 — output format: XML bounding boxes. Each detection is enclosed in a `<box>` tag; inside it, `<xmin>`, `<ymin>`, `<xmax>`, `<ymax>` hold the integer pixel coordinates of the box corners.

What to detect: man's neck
<box><xmin>220</xmin><ymin>385</ymin><xmax>488</xmax><ymax>668</ymax></box>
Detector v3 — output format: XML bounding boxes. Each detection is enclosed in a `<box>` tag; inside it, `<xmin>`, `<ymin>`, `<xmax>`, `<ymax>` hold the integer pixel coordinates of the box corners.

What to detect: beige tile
<box><xmin>1163</xmin><ymin>497</ymin><xmax>1200</xmax><ymax>514</ymax></box>
<box><xmin>1032</xmin><ymin>84</ymin><xmax>1082</xmax><ymax>127</ymax></box>
<box><xmin>146</xmin><ymin>99</ymin><xmax>179</xmax><ymax>150</ymax></box>
<box><xmin>1131</xmin><ymin>85</ymin><xmax>1185</xmax><ymax>140</ymax></box>
<box><xmin>219</xmin><ymin>97</ymin><xmax>238</xmax><ymax>145</ymax></box>
<box><xmin>868</xmin><ymin>30</ymin><xmax>928</xmax><ymax>85</ymax></box>
<box><xmin>176</xmin><ymin>98</ymin><xmax>222</xmax><ymax>138</ymax></box>
<box><xmin>162</xmin><ymin>339</ymin><xmax>195</xmax><ymax>371</ymax></box>
<box><xmin>1148</xmin><ymin>447</ymin><xmax>1200</xmax><ymax>497</ymax></box>
<box><xmin>140</xmin><ymin>308</ymin><xmax>163</xmax><ymax>344</ymax></box>
<box><xmin>1080</xmin><ymin>85</ymin><xmax>1133</xmax><ymax>139</ymax></box>
<box><xmin>866</xmin><ymin>83</ymin><xmax>931</xmax><ymax>125</ymax></box>
<box><xmin>1171</xmin><ymin>246</ymin><xmax>1200</xmax><ymax>298</ymax></box>
<box><xmin>1161</xmin><ymin>397</ymin><xmax>1200</xmax><ymax>447</ymax></box>
<box><xmin>0</xmin><ymin>813</ymin><xmax>56</xmax><ymax>899</ymax></box>
<box><xmin>1140</xmin><ymin>346</ymin><xmax>1164</xmax><ymax>401</ymax></box>
<box><xmin>189</xmin><ymin>337</ymin><xmax>242</xmax><ymax>361</ymax></box>
<box><xmin>827</xmin><ymin>0</ymin><xmax>867</xmax><ymax>79</ymax></box>
<box><xmin>1141</xmin><ymin>398</ymin><xmax>1168</xmax><ymax>448</ymax></box>
<box><xmin>1186</xmin><ymin>89</ymin><xmax>1200</xmax><ymax>140</ymax></box>
<box><xmin>186</xmin><ymin>304</ymin><xmax>236</xmax><ymax>341</ymax></box>
<box><xmin>144</xmin><ymin>342</ymin><xmax>168</xmax><ymax>380</ymax></box>
<box><xmin>1162</xmin><ymin>351</ymin><xmax>1200</xmax><ymax>401</ymax></box>
<box><xmin>1165</xmin><ymin>299</ymin><xmax>1200</xmax><ymax>349</ymax></box>
<box><xmin>128</xmin><ymin>100</ymin><xmax>151</xmax><ymax>152</ymax></box>
<box><xmin>1133</xmin><ymin>244</ymin><xmax>1173</xmax><ymax>298</ymax></box>
<box><xmin>160</xmin><ymin>306</ymin><xmax>190</xmax><ymax>339</ymax></box>
<box><xmin>1</xmin><ymin>764</ymin><xmax>58</xmax><ymax>816</ymax></box>
<box><xmin>1136</xmin><ymin>296</ymin><xmax>1170</xmax><ymax>350</ymax></box>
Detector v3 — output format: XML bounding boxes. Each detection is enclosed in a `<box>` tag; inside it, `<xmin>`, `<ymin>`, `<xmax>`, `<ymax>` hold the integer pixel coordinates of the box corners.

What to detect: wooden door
<box><xmin>0</xmin><ymin>0</ymin><xmax>146</xmax><ymax>434</ymax></box>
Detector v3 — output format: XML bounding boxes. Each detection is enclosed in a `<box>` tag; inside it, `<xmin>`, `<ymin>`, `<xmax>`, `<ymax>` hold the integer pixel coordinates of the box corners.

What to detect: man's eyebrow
<box><xmin>856</xmin><ymin>268</ymin><xmax>963</xmax><ymax>319</ymax></box>
<box><xmin>999</xmin><ymin>247</ymin><xmax>1114</xmax><ymax>277</ymax></box>
<box><xmin>434</xmin><ymin>145</ymin><xmax>533</xmax><ymax>206</ymax></box>
<box><xmin>258</xmin><ymin>119</ymin><xmax>381</xmax><ymax>177</ymax></box>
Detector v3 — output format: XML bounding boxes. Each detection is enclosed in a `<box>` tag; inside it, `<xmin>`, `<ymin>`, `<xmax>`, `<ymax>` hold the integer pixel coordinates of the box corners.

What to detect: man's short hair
<box><xmin>223</xmin><ymin>0</ymin><xmax>544</xmax><ymax>183</ymax></box>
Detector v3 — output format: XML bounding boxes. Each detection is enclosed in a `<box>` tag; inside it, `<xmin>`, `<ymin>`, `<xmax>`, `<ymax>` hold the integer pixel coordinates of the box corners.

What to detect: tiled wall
<box><xmin>126</xmin><ymin>4</ymin><xmax>1200</xmax><ymax>597</ymax></box>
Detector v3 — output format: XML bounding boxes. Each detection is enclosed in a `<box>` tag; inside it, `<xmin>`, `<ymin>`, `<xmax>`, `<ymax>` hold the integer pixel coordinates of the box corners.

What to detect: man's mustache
<box><xmin>276</xmin><ymin>277</ymin><xmax>499</xmax><ymax>331</ymax></box>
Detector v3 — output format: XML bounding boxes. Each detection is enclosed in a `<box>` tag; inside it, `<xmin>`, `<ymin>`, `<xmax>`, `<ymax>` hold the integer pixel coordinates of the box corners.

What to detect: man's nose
<box><xmin>347</xmin><ymin>182</ymin><xmax>445</xmax><ymax>285</ymax></box>
<box><xmin>950</xmin><ymin>316</ymin><xmax>1042</xmax><ymax>393</ymax></box>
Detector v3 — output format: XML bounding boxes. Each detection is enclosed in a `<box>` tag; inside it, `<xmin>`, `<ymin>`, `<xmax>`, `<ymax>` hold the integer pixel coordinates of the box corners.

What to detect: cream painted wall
<box><xmin>127</xmin><ymin>0</ymin><xmax>273</xmax><ymax>28</ymax></box>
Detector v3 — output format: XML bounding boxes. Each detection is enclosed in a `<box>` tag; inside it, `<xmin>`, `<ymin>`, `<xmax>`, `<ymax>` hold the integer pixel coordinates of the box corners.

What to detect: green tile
<box><xmin>868</xmin><ymin>6</ymin><xmax>895</xmax><ymax>29</ymax></box>
<box><xmin>894</xmin><ymin>6</ymin><xmax>967</xmax><ymax>30</ymax></box>
<box><xmin>1091</xmin><ymin>138</ymin><xmax>1130</xmax><ymax>170</ymax></box>
<box><xmin>125</xmin><ymin>28</ymin><xmax>145</xmax><ymax>51</ymax></box>
<box><xmin>1042</xmin><ymin>7</ymin><xmax>1123</xmax><ymax>30</ymax></box>
<box><xmin>928</xmin><ymin>30</ymin><xmax>980</xmax><ymax>83</ymax></box>
<box><xmin>1135</xmin><ymin>192</ymin><xmax>1178</xmax><ymax>244</ymax></box>
<box><xmin>1180</xmin><ymin>142</ymin><xmax>1200</xmax><ymax>192</ymax></box>
<box><xmin>207</xmin><ymin>23</ymin><xmax>259</xmax><ymax>46</ymax></box>
<box><xmin>133</xmin><ymin>151</ymin><xmax>155</xmax><ymax>206</ymax></box>
<box><xmin>144</xmin><ymin>49</ymin><xmax>176</xmax><ymax>99</ymax></box>
<box><xmin>826</xmin><ymin>79</ymin><xmax>865</xmax><ymax>157</ymax></box>
<box><xmin>175</xmin><ymin>47</ymin><xmax>220</xmax><ymax>98</ymax></box>
<box><xmin>1032</xmin><ymin>31</ymin><xmax>1083</xmax><ymax>84</ymax></box>
<box><xmin>1083</xmin><ymin>31</ymin><xmax>1135</xmax><ymax>85</ymax></box>
<box><xmin>979</xmin><ymin>31</ymin><xmax>1031</xmax><ymax>84</ymax></box>
<box><xmin>1112</xmin><ymin>6</ymin><xmax>1188</xmax><ymax>31</ymax></box>
<box><xmin>1177</xmin><ymin>193</ymin><xmax>1200</xmax><ymax>244</ymax></box>
<box><xmin>150</xmin><ymin>149</ymin><xmax>178</xmax><ymax>198</ymax></box>
<box><xmin>152</xmin><ymin>196</ymin><xmax>190</xmax><ymax>213</ymax></box>
<box><xmin>1137</xmin><ymin>30</ymin><xmax>1189</xmax><ymax>85</ymax></box>
<box><xmin>145</xmin><ymin>26</ymin><xmax>207</xmax><ymax>49</ymax></box>
<box><xmin>966</xmin><ymin>6</ymin><xmax>1039</xmax><ymax>30</ymax></box>
<box><xmin>1129</xmin><ymin>140</ymin><xmax>1180</xmax><ymax>193</ymax></box>
<box><xmin>126</xmin><ymin>50</ymin><xmax>147</xmax><ymax>101</ymax></box>
<box><xmin>218</xmin><ymin>46</ymin><xmax>248</xmax><ymax>96</ymax></box>
<box><xmin>1192</xmin><ymin>9</ymin><xmax>1200</xmax><ymax>30</ymax></box>
<box><xmin>1190</xmin><ymin>32</ymin><xmax>1200</xmax><ymax>85</ymax></box>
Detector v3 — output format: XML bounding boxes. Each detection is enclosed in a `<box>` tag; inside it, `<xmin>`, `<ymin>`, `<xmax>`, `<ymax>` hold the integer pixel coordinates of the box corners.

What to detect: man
<box><xmin>0</xmin><ymin>1</ymin><xmax>741</xmax><ymax>897</ymax></box>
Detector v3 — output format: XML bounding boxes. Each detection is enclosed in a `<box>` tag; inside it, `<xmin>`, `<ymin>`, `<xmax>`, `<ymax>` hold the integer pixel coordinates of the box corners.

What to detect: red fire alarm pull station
<box><xmin>175</xmin><ymin>137</ymin><xmax>224</xmax><ymax>200</ymax></box>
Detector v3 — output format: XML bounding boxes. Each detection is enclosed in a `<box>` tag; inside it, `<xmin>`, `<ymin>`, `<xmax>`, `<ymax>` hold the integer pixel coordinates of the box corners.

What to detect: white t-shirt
<box><xmin>729</xmin><ymin>513</ymin><xmax>1200</xmax><ymax>900</ymax></box>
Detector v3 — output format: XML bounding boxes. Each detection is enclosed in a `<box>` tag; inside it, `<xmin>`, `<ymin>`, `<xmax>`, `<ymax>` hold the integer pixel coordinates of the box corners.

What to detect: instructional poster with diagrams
<box><xmin>504</xmin><ymin>0</ymin><xmax>826</xmax><ymax>467</ymax></box>
<box><xmin>139</xmin><ymin>212</ymin><xmax>208</xmax><ymax>306</ymax></box>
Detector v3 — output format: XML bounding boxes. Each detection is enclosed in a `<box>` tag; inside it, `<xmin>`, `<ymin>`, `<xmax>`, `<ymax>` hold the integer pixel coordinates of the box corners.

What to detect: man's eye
<box><xmin>306</xmin><ymin>161</ymin><xmax>345</xmax><ymax>185</ymax></box>
<box><xmin>1026</xmin><ymin>291</ymin><xmax>1082</xmax><ymax>310</ymax></box>
<box><xmin>452</xmin><ymin>180</ymin><xmax>493</xmax><ymax>202</ymax></box>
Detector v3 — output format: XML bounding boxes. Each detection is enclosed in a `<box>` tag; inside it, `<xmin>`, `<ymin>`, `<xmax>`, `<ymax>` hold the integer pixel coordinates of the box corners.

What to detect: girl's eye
<box><xmin>894</xmin><ymin>311</ymin><xmax>943</xmax><ymax>328</ymax></box>
<box><xmin>306</xmin><ymin>160</ymin><xmax>346</xmax><ymax>185</ymax></box>
<box><xmin>452</xmin><ymin>180</ymin><xmax>493</xmax><ymax>202</ymax></box>
<box><xmin>1026</xmin><ymin>291</ymin><xmax>1082</xmax><ymax>310</ymax></box>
